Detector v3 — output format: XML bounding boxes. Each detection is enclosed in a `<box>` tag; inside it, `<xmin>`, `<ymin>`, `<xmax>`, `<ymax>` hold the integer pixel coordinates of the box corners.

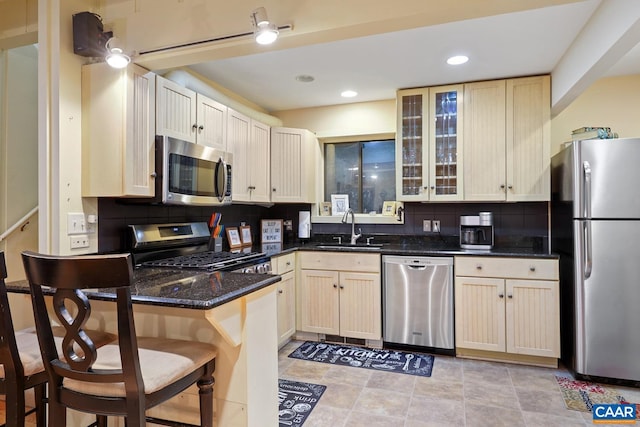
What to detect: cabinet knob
<box><xmin>150</xmin><ymin>172</ymin><xmax>157</xmax><ymax>178</ymax></box>
<box><xmin>286</xmin><ymin>261</ymin><xmax>291</xmax><ymax>266</ymax></box>
<box><xmin>430</xmin><ymin>186</ymin><xmax>435</xmax><ymax>190</ymax></box>
<box><xmin>498</xmin><ymin>293</ymin><xmax>504</xmax><ymax>298</ymax></box>
<box><xmin>507</xmin><ymin>294</ymin><xmax>513</xmax><ymax>299</ymax></box>
<box><xmin>508</xmin><ymin>185</ymin><xmax>513</xmax><ymax>190</ymax></box>
<box><xmin>500</xmin><ymin>184</ymin><xmax>506</xmax><ymax>190</ymax></box>
<box><xmin>272</xmin><ymin>188</ymin><xmax>277</xmax><ymax>192</ymax></box>
<box><xmin>192</xmin><ymin>124</ymin><xmax>197</xmax><ymax>131</ymax></box>
<box><xmin>339</xmin><ymin>285</ymin><xmax>344</xmax><ymax>289</ymax></box>
<box><xmin>278</xmin><ymin>289</ymin><xmax>283</xmax><ymax>294</ymax></box>
<box><xmin>529</xmin><ymin>266</ymin><xmax>536</xmax><ymax>272</ymax></box>
<box><xmin>333</xmin><ymin>284</ymin><xmax>338</xmax><ymax>288</ymax></box>
<box><xmin>475</xmin><ymin>264</ymin><xmax>482</xmax><ymax>270</ymax></box>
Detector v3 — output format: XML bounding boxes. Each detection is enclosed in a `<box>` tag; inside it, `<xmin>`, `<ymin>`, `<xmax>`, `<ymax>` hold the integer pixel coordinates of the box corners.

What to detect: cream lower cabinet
<box><xmin>272</xmin><ymin>252</ymin><xmax>296</xmax><ymax>347</ymax></box>
<box><xmin>454</xmin><ymin>256</ymin><xmax>560</xmax><ymax>365</ymax></box>
<box><xmin>298</xmin><ymin>252</ymin><xmax>381</xmax><ymax>340</ymax></box>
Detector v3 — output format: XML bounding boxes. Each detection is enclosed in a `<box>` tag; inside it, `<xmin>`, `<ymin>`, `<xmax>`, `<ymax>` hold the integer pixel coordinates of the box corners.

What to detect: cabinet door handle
<box><xmin>507</xmin><ymin>294</ymin><xmax>513</xmax><ymax>299</ymax></box>
<box><xmin>150</xmin><ymin>172</ymin><xmax>157</xmax><ymax>178</ymax></box>
<box><xmin>192</xmin><ymin>124</ymin><xmax>197</xmax><ymax>131</ymax></box>
<box><xmin>430</xmin><ymin>186</ymin><xmax>435</xmax><ymax>190</ymax></box>
<box><xmin>286</xmin><ymin>261</ymin><xmax>291</xmax><ymax>266</ymax></box>
<box><xmin>198</xmin><ymin>125</ymin><xmax>204</xmax><ymax>132</ymax></box>
<box><xmin>272</xmin><ymin>188</ymin><xmax>277</xmax><ymax>192</ymax></box>
<box><xmin>500</xmin><ymin>184</ymin><xmax>505</xmax><ymax>190</ymax></box>
<box><xmin>278</xmin><ymin>289</ymin><xmax>283</xmax><ymax>294</ymax></box>
<box><xmin>475</xmin><ymin>264</ymin><xmax>482</xmax><ymax>270</ymax></box>
<box><xmin>529</xmin><ymin>266</ymin><xmax>536</xmax><ymax>272</ymax></box>
<box><xmin>508</xmin><ymin>185</ymin><xmax>513</xmax><ymax>190</ymax></box>
<box><xmin>498</xmin><ymin>293</ymin><xmax>504</xmax><ymax>298</ymax></box>
<box><xmin>339</xmin><ymin>285</ymin><xmax>344</xmax><ymax>289</ymax></box>
<box><xmin>333</xmin><ymin>283</ymin><xmax>338</xmax><ymax>288</ymax></box>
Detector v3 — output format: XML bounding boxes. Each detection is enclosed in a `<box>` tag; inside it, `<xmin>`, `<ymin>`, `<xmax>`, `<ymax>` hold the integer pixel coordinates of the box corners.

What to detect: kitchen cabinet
<box><xmin>298</xmin><ymin>252</ymin><xmax>381</xmax><ymax>341</ymax></box>
<box><xmin>463</xmin><ymin>76</ymin><xmax>550</xmax><ymax>201</ymax></box>
<box><xmin>271</xmin><ymin>127</ymin><xmax>319</xmax><ymax>203</ymax></box>
<box><xmin>156</xmin><ymin>75</ymin><xmax>227</xmax><ymax>151</ymax></box>
<box><xmin>454</xmin><ymin>256</ymin><xmax>560</xmax><ymax>366</ymax></box>
<box><xmin>396</xmin><ymin>85</ymin><xmax>463</xmax><ymax>201</ymax></box>
<box><xmin>81</xmin><ymin>62</ymin><xmax>156</xmax><ymax>197</ymax></box>
<box><xmin>228</xmin><ymin>109</ymin><xmax>270</xmax><ymax>203</ymax></box>
<box><xmin>272</xmin><ymin>252</ymin><xmax>296</xmax><ymax>348</ymax></box>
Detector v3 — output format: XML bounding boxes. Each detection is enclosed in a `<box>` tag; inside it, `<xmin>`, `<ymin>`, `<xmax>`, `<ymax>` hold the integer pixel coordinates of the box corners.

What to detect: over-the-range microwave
<box><xmin>151</xmin><ymin>135</ymin><xmax>232</xmax><ymax>206</ymax></box>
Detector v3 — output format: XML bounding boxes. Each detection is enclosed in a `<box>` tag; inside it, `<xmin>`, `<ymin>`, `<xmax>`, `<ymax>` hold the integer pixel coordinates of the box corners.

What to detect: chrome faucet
<box><xmin>341</xmin><ymin>208</ymin><xmax>362</xmax><ymax>244</ymax></box>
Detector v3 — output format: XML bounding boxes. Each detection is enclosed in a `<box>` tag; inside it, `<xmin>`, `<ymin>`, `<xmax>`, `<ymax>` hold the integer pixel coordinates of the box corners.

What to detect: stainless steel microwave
<box><xmin>155</xmin><ymin>135</ymin><xmax>232</xmax><ymax>206</ymax></box>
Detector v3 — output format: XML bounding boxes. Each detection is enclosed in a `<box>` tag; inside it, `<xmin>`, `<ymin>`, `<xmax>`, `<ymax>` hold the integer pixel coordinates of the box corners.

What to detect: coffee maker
<box><xmin>460</xmin><ymin>212</ymin><xmax>494</xmax><ymax>250</ymax></box>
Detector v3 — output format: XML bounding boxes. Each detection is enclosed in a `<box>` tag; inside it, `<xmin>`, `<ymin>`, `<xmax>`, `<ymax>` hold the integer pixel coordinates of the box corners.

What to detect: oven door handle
<box><xmin>215</xmin><ymin>157</ymin><xmax>228</xmax><ymax>202</ymax></box>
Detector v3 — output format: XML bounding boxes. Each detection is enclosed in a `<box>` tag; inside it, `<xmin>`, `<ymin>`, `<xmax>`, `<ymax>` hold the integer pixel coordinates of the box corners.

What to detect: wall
<box><xmin>550</xmin><ymin>74</ymin><xmax>640</xmax><ymax>155</ymax></box>
<box><xmin>273</xmin><ymin>99</ymin><xmax>396</xmax><ymax>139</ymax></box>
<box><xmin>0</xmin><ymin>45</ymin><xmax>38</xmax><ymax>281</ymax></box>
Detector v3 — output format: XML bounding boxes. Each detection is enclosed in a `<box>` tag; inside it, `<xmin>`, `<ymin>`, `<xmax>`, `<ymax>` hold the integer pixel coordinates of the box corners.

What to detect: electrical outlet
<box><xmin>67</xmin><ymin>213</ymin><xmax>86</xmax><ymax>235</ymax></box>
<box><xmin>70</xmin><ymin>235</ymin><xmax>89</xmax><ymax>249</ymax></box>
<box><xmin>432</xmin><ymin>220</ymin><xmax>441</xmax><ymax>233</ymax></box>
<box><xmin>422</xmin><ymin>220</ymin><xmax>431</xmax><ymax>232</ymax></box>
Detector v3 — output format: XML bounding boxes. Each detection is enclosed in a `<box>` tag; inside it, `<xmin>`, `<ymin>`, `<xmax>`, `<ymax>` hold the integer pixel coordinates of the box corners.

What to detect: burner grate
<box><xmin>141</xmin><ymin>250</ymin><xmax>265</xmax><ymax>270</ymax></box>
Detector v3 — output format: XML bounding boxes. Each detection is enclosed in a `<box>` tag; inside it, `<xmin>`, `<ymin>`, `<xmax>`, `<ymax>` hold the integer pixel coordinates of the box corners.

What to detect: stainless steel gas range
<box><xmin>129</xmin><ymin>222</ymin><xmax>272</xmax><ymax>274</ymax></box>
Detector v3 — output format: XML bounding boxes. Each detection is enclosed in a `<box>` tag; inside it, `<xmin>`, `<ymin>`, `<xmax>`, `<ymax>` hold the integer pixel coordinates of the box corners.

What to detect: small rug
<box><xmin>278</xmin><ymin>379</ymin><xmax>326</xmax><ymax>426</ymax></box>
<box><xmin>555</xmin><ymin>374</ymin><xmax>639</xmax><ymax>418</ymax></box>
<box><xmin>288</xmin><ymin>341</ymin><xmax>434</xmax><ymax>377</ymax></box>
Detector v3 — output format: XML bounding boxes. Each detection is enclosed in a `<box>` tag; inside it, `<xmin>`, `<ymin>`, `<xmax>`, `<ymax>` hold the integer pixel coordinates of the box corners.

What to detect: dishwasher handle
<box><xmin>406</xmin><ymin>264</ymin><xmax>428</xmax><ymax>270</ymax></box>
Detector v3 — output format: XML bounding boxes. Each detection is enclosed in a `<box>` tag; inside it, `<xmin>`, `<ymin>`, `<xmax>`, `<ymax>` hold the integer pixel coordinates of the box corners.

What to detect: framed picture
<box><xmin>320</xmin><ymin>202</ymin><xmax>332</xmax><ymax>216</ymax></box>
<box><xmin>331</xmin><ymin>194</ymin><xmax>349</xmax><ymax>216</ymax></box>
<box><xmin>240</xmin><ymin>225</ymin><xmax>252</xmax><ymax>246</ymax></box>
<box><xmin>382</xmin><ymin>201</ymin><xmax>397</xmax><ymax>216</ymax></box>
<box><xmin>226</xmin><ymin>227</ymin><xmax>242</xmax><ymax>249</ymax></box>
<box><xmin>261</xmin><ymin>219</ymin><xmax>283</xmax><ymax>243</ymax></box>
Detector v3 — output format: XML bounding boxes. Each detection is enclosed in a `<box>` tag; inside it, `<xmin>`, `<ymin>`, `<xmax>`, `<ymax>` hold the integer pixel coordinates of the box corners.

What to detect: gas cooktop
<box><xmin>141</xmin><ymin>250</ymin><xmax>265</xmax><ymax>270</ymax></box>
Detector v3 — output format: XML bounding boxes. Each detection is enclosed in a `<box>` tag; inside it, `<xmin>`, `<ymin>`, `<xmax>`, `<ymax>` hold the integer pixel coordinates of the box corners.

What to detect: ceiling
<box><xmin>180</xmin><ymin>0</ymin><xmax>636</xmax><ymax>113</ymax></box>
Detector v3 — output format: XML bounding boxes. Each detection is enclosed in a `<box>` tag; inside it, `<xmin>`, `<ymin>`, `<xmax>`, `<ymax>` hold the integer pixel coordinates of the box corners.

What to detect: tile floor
<box><xmin>278</xmin><ymin>340</ymin><xmax>640</xmax><ymax>427</ymax></box>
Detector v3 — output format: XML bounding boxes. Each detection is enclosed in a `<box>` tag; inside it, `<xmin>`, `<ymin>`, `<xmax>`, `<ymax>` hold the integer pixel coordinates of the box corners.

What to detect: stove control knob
<box><xmin>242</xmin><ymin>267</ymin><xmax>253</xmax><ymax>274</ymax></box>
<box><xmin>256</xmin><ymin>264</ymin><xmax>266</xmax><ymax>274</ymax></box>
<box><xmin>264</xmin><ymin>263</ymin><xmax>272</xmax><ymax>273</ymax></box>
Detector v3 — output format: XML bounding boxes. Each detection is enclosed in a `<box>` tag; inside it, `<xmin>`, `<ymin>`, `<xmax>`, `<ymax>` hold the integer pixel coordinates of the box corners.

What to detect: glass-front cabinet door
<box><xmin>396</xmin><ymin>88</ymin><xmax>429</xmax><ymax>201</ymax></box>
<box><xmin>429</xmin><ymin>85</ymin><xmax>464</xmax><ymax>200</ymax></box>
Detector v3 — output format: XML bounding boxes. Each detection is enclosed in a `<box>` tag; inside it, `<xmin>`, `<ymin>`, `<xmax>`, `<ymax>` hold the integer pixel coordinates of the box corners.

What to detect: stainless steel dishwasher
<box><xmin>383</xmin><ymin>255</ymin><xmax>454</xmax><ymax>351</ymax></box>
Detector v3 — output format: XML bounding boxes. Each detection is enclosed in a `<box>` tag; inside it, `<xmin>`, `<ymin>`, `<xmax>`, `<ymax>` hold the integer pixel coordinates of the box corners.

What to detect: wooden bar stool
<box><xmin>21</xmin><ymin>251</ymin><xmax>216</xmax><ymax>427</ymax></box>
<box><xmin>0</xmin><ymin>251</ymin><xmax>47</xmax><ymax>427</ymax></box>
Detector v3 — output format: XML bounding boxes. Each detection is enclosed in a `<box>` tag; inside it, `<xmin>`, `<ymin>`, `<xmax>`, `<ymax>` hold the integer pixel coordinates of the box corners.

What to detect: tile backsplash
<box><xmin>98</xmin><ymin>198</ymin><xmax>548</xmax><ymax>253</ymax></box>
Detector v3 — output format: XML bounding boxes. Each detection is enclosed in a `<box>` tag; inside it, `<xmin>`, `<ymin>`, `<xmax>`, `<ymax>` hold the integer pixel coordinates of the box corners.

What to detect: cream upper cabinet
<box><xmin>298</xmin><ymin>252</ymin><xmax>381</xmax><ymax>340</ymax></box>
<box><xmin>228</xmin><ymin>109</ymin><xmax>270</xmax><ymax>203</ymax></box>
<box><xmin>396</xmin><ymin>85</ymin><xmax>463</xmax><ymax>201</ymax></box>
<box><xmin>271</xmin><ymin>127</ymin><xmax>318</xmax><ymax>203</ymax></box>
<box><xmin>81</xmin><ymin>62</ymin><xmax>156</xmax><ymax>197</ymax></box>
<box><xmin>156</xmin><ymin>76</ymin><xmax>227</xmax><ymax>150</ymax></box>
<box><xmin>464</xmin><ymin>76</ymin><xmax>550</xmax><ymax>201</ymax></box>
<box><xmin>454</xmin><ymin>256</ymin><xmax>560</xmax><ymax>363</ymax></box>
<box><xmin>272</xmin><ymin>253</ymin><xmax>296</xmax><ymax>348</ymax></box>
<box><xmin>429</xmin><ymin>85</ymin><xmax>464</xmax><ymax>201</ymax></box>
<box><xmin>506</xmin><ymin>76</ymin><xmax>551</xmax><ymax>201</ymax></box>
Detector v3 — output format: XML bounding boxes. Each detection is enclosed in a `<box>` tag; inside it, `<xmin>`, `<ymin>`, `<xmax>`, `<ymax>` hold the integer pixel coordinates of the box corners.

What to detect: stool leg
<box><xmin>48</xmin><ymin>400</ymin><xmax>66</xmax><ymax>427</ymax></box>
<box><xmin>34</xmin><ymin>383</ymin><xmax>47</xmax><ymax>427</ymax></box>
<box><xmin>197</xmin><ymin>361</ymin><xmax>215</xmax><ymax>427</ymax></box>
<box><xmin>5</xmin><ymin>382</ymin><xmax>26</xmax><ymax>427</ymax></box>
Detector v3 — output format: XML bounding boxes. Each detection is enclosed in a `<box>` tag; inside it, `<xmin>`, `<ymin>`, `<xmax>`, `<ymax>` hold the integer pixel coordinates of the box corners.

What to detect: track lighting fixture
<box><xmin>251</xmin><ymin>7</ymin><xmax>279</xmax><ymax>45</ymax></box>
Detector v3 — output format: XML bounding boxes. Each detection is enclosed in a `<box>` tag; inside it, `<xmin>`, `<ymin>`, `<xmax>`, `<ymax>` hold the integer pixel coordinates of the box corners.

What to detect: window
<box><xmin>324</xmin><ymin>139</ymin><xmax>395</xmax><ymax>214</ymax></box>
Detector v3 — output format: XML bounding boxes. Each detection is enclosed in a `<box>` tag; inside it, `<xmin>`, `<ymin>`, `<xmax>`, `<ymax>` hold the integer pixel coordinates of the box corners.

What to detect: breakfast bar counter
<box><xmin>8</xmin><ymin>270</ymin><xmax>282</xmax><ymax>427</ymax></box>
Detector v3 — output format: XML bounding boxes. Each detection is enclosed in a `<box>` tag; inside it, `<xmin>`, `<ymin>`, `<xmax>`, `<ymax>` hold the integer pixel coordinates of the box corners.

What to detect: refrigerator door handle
<box><xmin>583</xmin><ymin>161</ymin><xmax>592</xmax><ymax>218</ymax></box>
<box><xmin>584</xmin><ymin>220</ymin><xmax>592</xmax><ymax>279</ymax></box>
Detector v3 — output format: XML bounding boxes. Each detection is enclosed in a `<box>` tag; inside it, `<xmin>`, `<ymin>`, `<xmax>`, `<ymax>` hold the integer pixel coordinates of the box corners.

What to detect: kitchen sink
<box><xmin>314</xmin><ymin>244</ymin><xmax>384</xmax><ymax>251</ymax></box>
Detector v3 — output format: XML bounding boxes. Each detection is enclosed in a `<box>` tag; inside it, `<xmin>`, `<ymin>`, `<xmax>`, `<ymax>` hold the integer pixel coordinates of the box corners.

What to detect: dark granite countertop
<box><xmin>7</xmin><ymin>268</ymin><xmax>281</xmax><ymax>310</ymax></box>
<box><xmin>263</xmin><ymin>236</ymin><xmax>558</xmax><ymax>259</ymax></box>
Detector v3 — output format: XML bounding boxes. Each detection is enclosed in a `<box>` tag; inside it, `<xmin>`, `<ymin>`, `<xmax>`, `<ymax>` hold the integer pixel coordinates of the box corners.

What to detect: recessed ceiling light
<box><xmin>341</xmin><ymin>90</ymin><xmax>358</xmax><ymax>98</ymax></box>
<box><xmin>295</xmin><ymin>74</ymin><xmax>315</xmax><ymax>83</ymax></box>
<box><xmin>447</xmin><ymin>55</ymin><xmax>469</xmax><ymax>65</ymax></box>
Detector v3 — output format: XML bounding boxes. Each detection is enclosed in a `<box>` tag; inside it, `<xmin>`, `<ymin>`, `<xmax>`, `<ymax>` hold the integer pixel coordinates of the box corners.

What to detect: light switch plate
<box><xmin>423</xmin><ymin>220</ymin><xmax>431</xmax><ymax>232</ymax></box>
<box><xmin>67</xmin><ymin>213</ymin><xmax>86</xmax><ymax>235</ymax></box>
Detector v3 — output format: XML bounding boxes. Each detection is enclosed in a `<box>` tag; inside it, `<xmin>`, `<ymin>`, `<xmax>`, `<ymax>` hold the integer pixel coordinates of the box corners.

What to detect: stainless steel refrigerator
<box><xmin>551</xmin><ymin>138</ymin><xmax>640</xmax><ymax>383</ymax></box>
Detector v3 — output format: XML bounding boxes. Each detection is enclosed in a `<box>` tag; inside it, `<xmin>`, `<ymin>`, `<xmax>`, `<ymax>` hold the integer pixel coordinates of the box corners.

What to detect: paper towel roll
<box><xmin>298</xmin><ymin>211</ymin><xmax>311</xmax><ymax>238</ymax></box>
